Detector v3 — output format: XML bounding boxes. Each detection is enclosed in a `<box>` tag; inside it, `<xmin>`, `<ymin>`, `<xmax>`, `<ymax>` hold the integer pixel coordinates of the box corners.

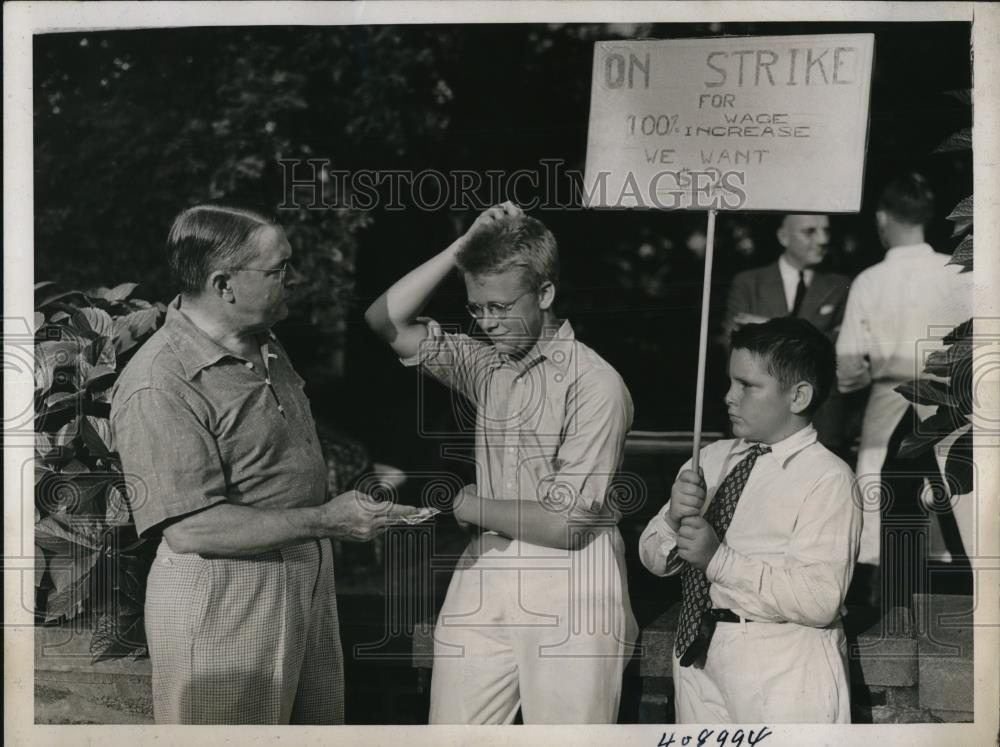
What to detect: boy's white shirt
<box><xmin>640</xmin><ymin>424</ymin><xmax>862</xmax><ymax>627</ymax></box>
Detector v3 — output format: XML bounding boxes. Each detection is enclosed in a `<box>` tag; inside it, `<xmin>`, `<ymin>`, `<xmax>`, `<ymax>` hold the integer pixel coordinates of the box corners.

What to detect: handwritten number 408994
<box><xmin>658</xmin><ymin>726</ymin><xmax>773</xmax><ymax>747</ymax></box>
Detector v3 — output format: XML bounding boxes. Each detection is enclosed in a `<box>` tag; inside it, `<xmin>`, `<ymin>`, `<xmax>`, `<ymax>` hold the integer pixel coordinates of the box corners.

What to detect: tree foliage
<box><xmin>34</xmin><ymin>27</ymin><xmax>456</xmax><ymax>348</ymax></box>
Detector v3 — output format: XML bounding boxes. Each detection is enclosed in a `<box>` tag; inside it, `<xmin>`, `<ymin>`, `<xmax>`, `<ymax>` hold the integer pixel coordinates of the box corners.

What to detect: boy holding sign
<box><xmin>365</xmin><ymin>202</ymin><xmax>637</xmax><ymax>724</ymax></box>
<box><xmin>640</xmin><ymin>318</ymin><xmax>861</xmax><ymax>723</ymax></box>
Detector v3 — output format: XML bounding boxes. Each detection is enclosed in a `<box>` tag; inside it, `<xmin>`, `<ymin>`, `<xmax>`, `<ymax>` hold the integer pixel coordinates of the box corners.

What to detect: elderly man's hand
<box><xmin>322</xmin><ymin>490</ymin><xmax>427</xmax><ymax>542</ymax></box>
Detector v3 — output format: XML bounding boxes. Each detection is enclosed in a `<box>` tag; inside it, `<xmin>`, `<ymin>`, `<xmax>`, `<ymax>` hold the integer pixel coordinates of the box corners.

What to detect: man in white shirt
<box><xmin>640</xmin><ymin>317</ymin><xmax>862</xmax><ymax>723</ymax></box>
<box><xmin>724</xmin><ymin>215</ymin><xmax>851</xmax><ymax>453</ymax></box>
<box><xmin>836</xmin><ymin>172</ymin><xmax>973</xmax><ymax>605</ymax></box>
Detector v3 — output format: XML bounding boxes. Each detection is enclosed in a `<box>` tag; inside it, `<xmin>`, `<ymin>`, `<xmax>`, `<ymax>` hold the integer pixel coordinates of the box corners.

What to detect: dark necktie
<box><xmin>790</xmin><ymin>270</ymin><xmax>807</xmax><ymax>317</ymax></box>
<box><xmin>675</xmin><ymin>443</ymin><xmax>772</xmax><ymax>666</ymax></box>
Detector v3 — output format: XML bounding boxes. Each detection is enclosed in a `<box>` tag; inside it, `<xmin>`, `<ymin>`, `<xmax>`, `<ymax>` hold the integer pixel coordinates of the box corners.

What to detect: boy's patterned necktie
<box><xmin>674</xmin><ymin>443</ymin><xmax>771</xmax><ymax>666</ymax></box>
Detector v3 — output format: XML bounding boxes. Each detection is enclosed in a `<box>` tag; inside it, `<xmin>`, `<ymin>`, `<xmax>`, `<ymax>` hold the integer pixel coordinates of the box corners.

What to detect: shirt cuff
<box><xmin>134</xmin><ymin>493</ymin><xmax>229</xmax><ymax>538</ymax></box>
<box><xmin>639</xmin><ymin>515</ymin><xmax>678</xmax><ymax>576</ymax></box>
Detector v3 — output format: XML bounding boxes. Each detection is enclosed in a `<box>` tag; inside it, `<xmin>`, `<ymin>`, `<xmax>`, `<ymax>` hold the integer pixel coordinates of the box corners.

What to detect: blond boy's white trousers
<box><xmin>429</xmin><ymin>529</ymin><xmax>637</xmax><ymax>724</ymax></box>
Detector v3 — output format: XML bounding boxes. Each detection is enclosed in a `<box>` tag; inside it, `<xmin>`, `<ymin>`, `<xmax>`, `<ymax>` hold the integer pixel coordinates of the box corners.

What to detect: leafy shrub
<box><xmin>34</xmin><ymin>281</ymin><xmax>166</xmax><ymax>662</ymax></box>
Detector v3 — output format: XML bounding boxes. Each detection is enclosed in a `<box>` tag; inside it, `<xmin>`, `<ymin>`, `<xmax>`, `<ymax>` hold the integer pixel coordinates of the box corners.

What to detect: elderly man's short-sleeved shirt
<box><xmin>401</xmin><ymin>320</ymin><xmax>633</xmax><ymax>519</ymax></box>
<box><xmin>111</xmin><ymin>297</ymin><xmax>327</xmax><ymax>537</ymax></box>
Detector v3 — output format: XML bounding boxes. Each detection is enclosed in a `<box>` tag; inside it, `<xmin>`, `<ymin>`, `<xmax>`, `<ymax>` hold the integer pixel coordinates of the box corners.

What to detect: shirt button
<box><xmin>245</xmin><ymin>362</ymin><xmax>254</xmax><ymax>369</ymax></box>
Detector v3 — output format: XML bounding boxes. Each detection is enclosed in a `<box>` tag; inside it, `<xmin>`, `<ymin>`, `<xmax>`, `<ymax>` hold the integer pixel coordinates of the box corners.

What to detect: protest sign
<box><xmin>583</xmin><ymin>34</ymin><xmax>875</xmax><ymax>212</ymax></box>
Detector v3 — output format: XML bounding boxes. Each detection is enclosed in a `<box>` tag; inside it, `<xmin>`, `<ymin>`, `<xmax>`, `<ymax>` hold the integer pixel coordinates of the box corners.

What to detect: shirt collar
<box><xmin>885</xmin><ymin>243</ymin><xmax>934</xmax><ymax>261</ymax></box>
<box><xmin>493</xmin><ymin>320</ymin><xmax>575</xmax><ymax>376</ymax></box>
<box><xmin>162</xmin><ymin>295</ymin><xmax>275</xmax><ymax>379</ymax></box>
<box><xmin>730</xmin><ymin>423</ymin><xmax>817</xmax><ymax>469</ymax></box>
<box><xmin>778</xmin><ymin>254</ymin><xmax>814</xmax><ymax>284</ymax></box>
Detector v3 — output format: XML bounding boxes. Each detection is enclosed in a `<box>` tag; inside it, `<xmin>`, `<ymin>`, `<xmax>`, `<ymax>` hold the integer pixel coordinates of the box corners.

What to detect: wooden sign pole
<box><xmin>690</xmin><ymin>208</ymin><xmax>717</xmax><ymax>474</ymax></box>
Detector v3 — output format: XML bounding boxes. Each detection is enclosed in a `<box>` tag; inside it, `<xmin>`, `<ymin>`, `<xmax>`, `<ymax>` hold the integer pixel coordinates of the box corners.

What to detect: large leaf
<box><xmin>895</xmin><ymin>379</ymin><xmax>955</xmax><ymax>408</ymax></box>
<box><xmin>947</xmin><ymin>233</ymin><xmax>973</xmax><ymax>273</ymax></box>
<box><xmin>104</xmin><ymin>282</ymin><xmax>140</xmax><ymax>302</ymax></box>
<box><xmin>948</xmin><ymin>195</ymin><xmax>973</xmax><ymax>237</ymax></box>
<box><xmin>68</xmin><ymin>306</ymin><xmax>115</xmax><ymax>339</ymax></box>
<box><xmin>44</xmin><ymin>548</ymin><xmax>100</xmax><ymax>622</ymax></box>
<box><xmin>84</xmin><ymin>364</ymin><xmax>117</xmax><ymax>393</ymax></box>
<box><xmin>113</xmin><ymin>307</ymin><xmax>162</xmax><ymax>356</ymax></box>
<box><xmin>61</xmin><ymin>308</ymin><xmax>117</xmax><ymax>370</ymax></box>
<box><xmin>104</xmin><ymin>482</ymin><xmax>134</xmax><ymax>527</ymax></box>
<box><xmin>35</xmin><ymin>283</ymin><xmax>90</xmax><ymax>310</ymax></box>
<box><xmin>944</xmin><ymin>319</ymin><xmax>974</xmax><ymax>346</ymax></box>
<box><xmin>898</xmin><ymin>407</ymin><xmax>968</xmax><ymax>459</ymax></box>
<box><xmin>933</xmin><ymin>127</ymin><xmax>972</xmax><ymax>154</ymax></box>
<box><xmin>41</xmin><ymin>391</ymin><xmax>81</xmax><ymax>414</ymax></box>
<box><xmin>35</xmin><ymin>335</ymin><xmax>89</xmax><ymax>394</ymax></box>
<box><xmin>88</xmin><ymin>335</ymin><xmax>117</xmax><ymax>372</ymax></box>
<box><xmin>35</xmin><ymin>431</ymin><xmax>74</xmax><ymax>467</ymax></box>
<box><xmin>37</xmin><ymin>470</ymin><xmax>116</xmax><ymax>520</ymax></box>
<box><xmin>923</xmin><ymin>338</ymin><xmax>972</xmax><ymax>377</ymax></box>
<box><xmin>81</xmin><ymin>416</ymin><xmax>114</xmax><ymax>458</ymax></box>
<box><xmin>35</xmin><ymin>516</ymin><xmax>103</xmax><ymax>622</ymax></box>
<box><xmin>100</xmin><ymin>528</ymin><xmax>154</xmax><ymax>603</ymax></box>
<box><xmin>898</xmin><ymin>431</ymin><xmax>942</xmax><ymax>461</ymax></box>
<box><xmin>36</xmin><ymin>400</ymin><xmax>84</xmax><ymax>439</ymax></box>
<box><xmin>947</xmin><ymin>195</ymin><xmax>973</xmax><ymax>222</ymax></box>
<box><xmin>90</xmin><ymin>611</ymin><xmax>147</xmax><ymax>663</ymax></box>
<box><xmin>36</xmin><ymin>407</ymin><xmax>82</xmax><ymax>451</ymax></box>
<box><xmin>35</xmin><ymin>510</ymin><xmax>107</xmax><ymax>551</ymax></box>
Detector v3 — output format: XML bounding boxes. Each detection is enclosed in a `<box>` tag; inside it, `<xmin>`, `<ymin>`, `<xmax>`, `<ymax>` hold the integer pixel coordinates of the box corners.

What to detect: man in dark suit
<box><xmin>723</xmin><ymin>214</ymin><xmax>851</xmax><ymax>453</ymax></box>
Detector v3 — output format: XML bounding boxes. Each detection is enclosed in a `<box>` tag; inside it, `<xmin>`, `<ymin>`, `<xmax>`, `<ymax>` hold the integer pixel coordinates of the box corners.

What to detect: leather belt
<box><xmin>710</xmin><ymin>608</ymin><xmax>754</xmax><ymax>624</ymax></box>
<box><xmin>677</xmin><ymin>608</ymin><xmax>756</xmax><ymax>666</ymax></box>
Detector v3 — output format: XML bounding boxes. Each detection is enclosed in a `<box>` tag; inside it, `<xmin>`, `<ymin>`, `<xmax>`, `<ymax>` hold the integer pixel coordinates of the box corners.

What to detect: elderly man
<box><xmin>112</xmin><ymin>202</ymin><xmax>427</xmax><ymax>724</ymax></box>
<box><xmin>724</xmin><ymin>214</ymin><xmax>851</xmax><ymax>453</ymax></box>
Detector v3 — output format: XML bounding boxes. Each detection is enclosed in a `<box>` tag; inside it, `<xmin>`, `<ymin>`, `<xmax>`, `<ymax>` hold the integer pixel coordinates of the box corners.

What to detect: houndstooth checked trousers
<box><xmin>145</xmin><ymin>538</ymin><xmax>344</xmax><ymax>724</ymax></box>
